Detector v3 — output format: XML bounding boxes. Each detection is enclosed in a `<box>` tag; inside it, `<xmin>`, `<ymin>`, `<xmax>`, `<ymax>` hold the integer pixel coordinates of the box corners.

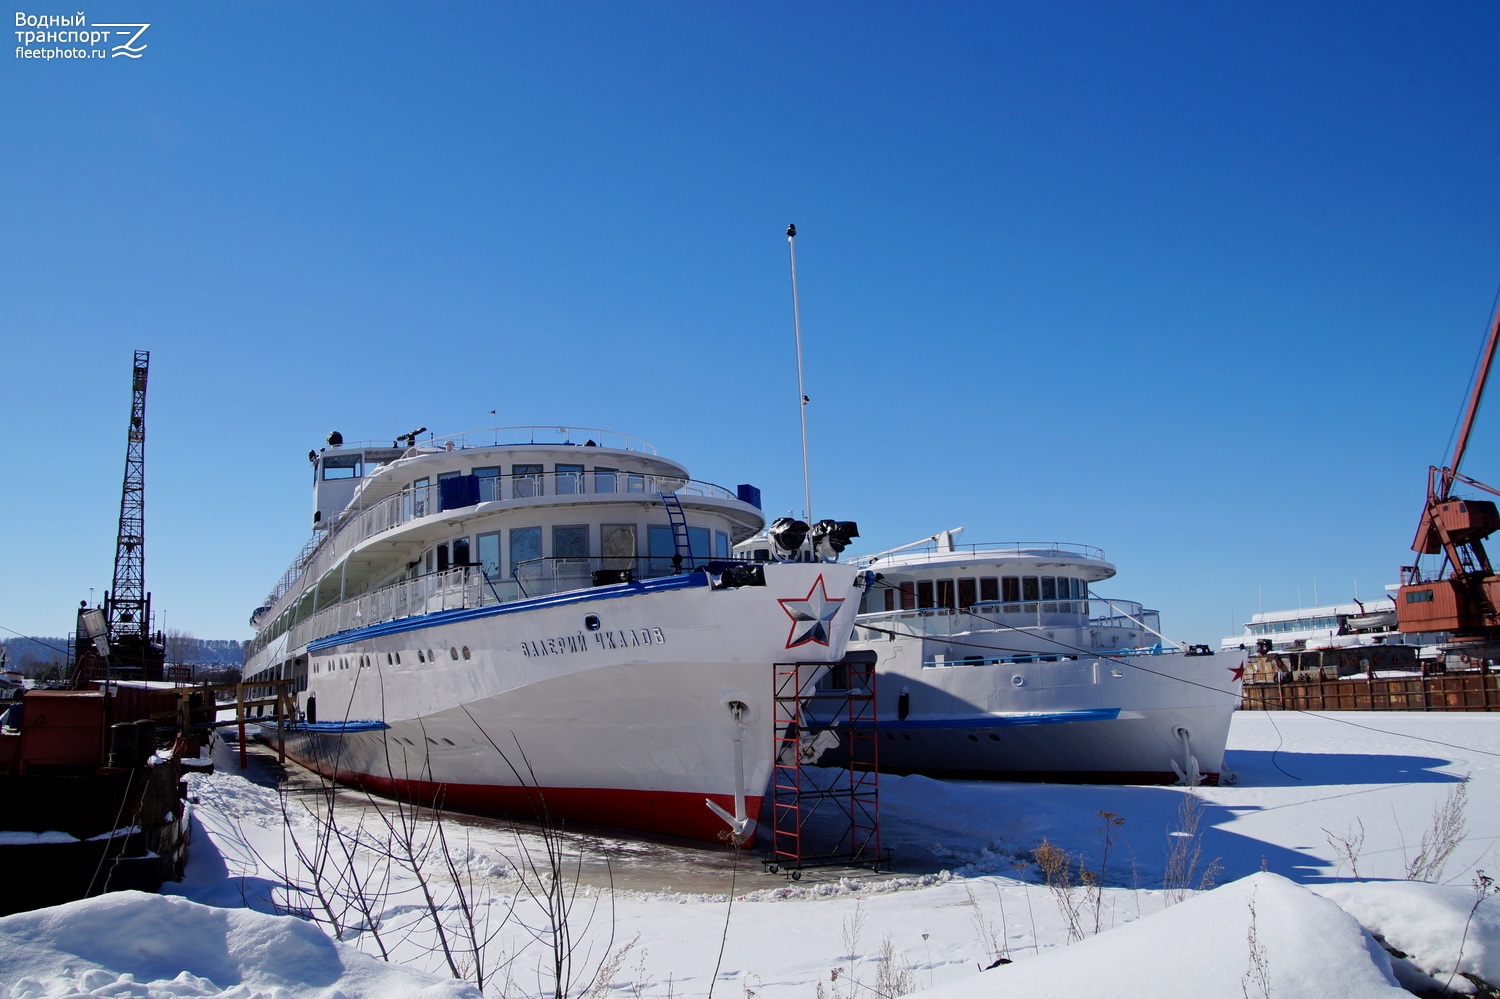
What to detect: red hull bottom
<box><xmin>280</xmin><ymin>746</ymin><xmax>759</xmax><ymax>844</ymax></box>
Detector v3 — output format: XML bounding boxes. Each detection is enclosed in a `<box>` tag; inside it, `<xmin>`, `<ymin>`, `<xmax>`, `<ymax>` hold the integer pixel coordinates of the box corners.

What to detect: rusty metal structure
<box><xmin>72</xmin><ymin>351</ymin><xmax>165</xmax><ymax>683</ymax></box>
<box><xmin>1398</xmin><ymin>301</ymin><xmax>1500</xmax><ymax>640</ymax></box>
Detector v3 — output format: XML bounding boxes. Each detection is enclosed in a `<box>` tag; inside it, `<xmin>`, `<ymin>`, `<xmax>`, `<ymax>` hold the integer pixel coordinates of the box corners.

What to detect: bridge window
<box><xmin>937</xmin><ymin>579</ymin><xmax>956</xmax><ymax>610</ymax></box>
<box><xmin>647</xmin><ymin>525</ymin><xmax>675</xmax><ymax>575</ymax></box>
<box><xmin>980</xmin><ymin>577</ymin><xmax>998</xmax><ymax>603</ymax></box>
<box><xmin>1405</xmin><ymin>590</ymin><xmax>1434</xmax><ymax>603</ymax></box>
<box><xmin>557</xmin><ymin>464</ymin><xmax>584</xmax><ymax>495</ymax></box>
<box><xmin>554</xmin><ymin>525</ymin><xmax>589</xmax><ymax>559</ymax></box>
<box><xmin>474</xmin><ymin>467</ymin><xmax>501</xmax><ymax>501</ymax></box>
<box><xmin>594</xmin><ymin>468</ymin><xmax>618</xmax><ymax>493</ymax></box>
<box><xmin>602</xmin><ymin>524</ymin><xmax>637</xmax><ymax>569</ymax></box>
<box><xmin>513</xmin><ymin>464</ymin><xmax>544</xmax><ymax>498</ymax></box>
<box><xmin>916</xmin><ymin>580</ymin><xmax>934</xmax><ymax>609</ymax></box>
<box><xmin>322</xmin><ymin>455</ymin><xmax>361</xmax><ymax>480</ymax></box>
<box><xmin>477</xmin><ymin>532</ymin><xmax>501</xmax><ymax>578</ymax></box>
<box><xmin>899</xmin><ymin>582</ymin><xmax>915</xmax><ymax>610</ymax></box>
<box><xmin>510</xmin><ymin>526</ymin><xmax>541</xmax><ymax>574</ymax></box>
<box><xmin>958</xmin><ymin>578</ymin><xmax>977</xmax><ymax>610</ymax></box>
<box><xmin>1002</xmin><ymin>577</ymin><xmax>1020</xmax><ymax>603</ymax></box>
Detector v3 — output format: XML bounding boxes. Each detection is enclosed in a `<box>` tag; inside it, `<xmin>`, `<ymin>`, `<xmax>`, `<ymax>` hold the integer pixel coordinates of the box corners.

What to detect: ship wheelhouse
<box><xmin>846</xmin><ymin>542</ymin><xmax>1164</xmax><ymax>653</ymax></box>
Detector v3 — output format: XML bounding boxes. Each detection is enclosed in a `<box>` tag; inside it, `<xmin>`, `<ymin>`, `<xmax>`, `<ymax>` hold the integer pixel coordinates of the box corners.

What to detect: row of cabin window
<box><xmin>414</xmin><ymin>523</ymin><xmax>733</xmax><ymax>579</ymax></box>
<box><xmin>1245</xmin><ymin>615</ymin><xmax>1341</xmax><ymax>635</ymax></box>
<box><xmin>371</xmin><ymin>465</ymin><xmax>655</xmax><ymax>501</ymax></box>
<box><xmin>312</xmin><ymin>645</ymin><xmax>474</xmax><ymax>674</ymax></box>
<box><xmin>325</xmin><ymin>457</ymin><xmax>613</xmax><ymax>490</ymax></box>
<box><xmin>877</xmin><ymin>575</ymin><xmax>1090</xmax><ymax>613</ymax></box>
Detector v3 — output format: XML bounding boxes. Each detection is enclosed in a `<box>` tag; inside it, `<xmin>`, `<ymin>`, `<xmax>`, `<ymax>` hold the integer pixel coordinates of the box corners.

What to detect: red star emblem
<box><xmin>1229</xmin><ymin>665</ymin><xmax>1246</xmax><ymax>682</ymax></box>
<box><xmin>778</xmin><ymin>574</ymin><xmax>846</xmax><ymax>649</ymax></box>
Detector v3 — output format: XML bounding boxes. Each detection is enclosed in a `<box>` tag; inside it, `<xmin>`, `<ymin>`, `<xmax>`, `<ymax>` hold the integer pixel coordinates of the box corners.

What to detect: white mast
<box><xmin>787</xmin><ymin>223</ymin><xmax>813</xmax><ymax>527</ymax></box>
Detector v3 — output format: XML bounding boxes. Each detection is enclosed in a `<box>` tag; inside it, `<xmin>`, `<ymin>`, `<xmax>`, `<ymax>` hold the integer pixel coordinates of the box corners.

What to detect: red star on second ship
<box><xmin>777</xmin><ymin>573</ymin><xmax>846</xmax><ymax>649</ymax></box>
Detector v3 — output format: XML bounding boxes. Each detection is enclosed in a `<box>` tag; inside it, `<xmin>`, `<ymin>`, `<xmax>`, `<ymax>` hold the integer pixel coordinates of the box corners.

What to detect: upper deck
<box><xmin>251</xmin><ymin>426</ymin><xmax>765</xmax><ymax>642</ymax></box>
<box><xmin>853</xmin><ymin>538</ymin><xmax>1114</xmax><ymax>578</ymax></box>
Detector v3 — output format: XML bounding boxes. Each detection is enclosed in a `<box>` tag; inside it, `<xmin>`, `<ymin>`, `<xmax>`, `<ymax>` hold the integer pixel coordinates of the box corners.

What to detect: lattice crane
<box><xmin>72</xmin><ymin>351</ymin><xmax>165</xmax><ymax>683</ymax></box>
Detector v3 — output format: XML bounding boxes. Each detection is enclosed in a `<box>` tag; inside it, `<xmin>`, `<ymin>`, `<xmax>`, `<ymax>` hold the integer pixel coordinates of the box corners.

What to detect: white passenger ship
<box><xmin>243</xmin><ymin>427</ymin><xmax>866</xmax><ymax>843</ymax></box>
<box><xmin>1220</xmin><ymin>597</ymin><xmax>1439</xmax><ymax>654</ymax></box>
<box><xmin>771</xmin><ymin>529</ymin><xmax>1246</xmax><ymax>785</ymax></box>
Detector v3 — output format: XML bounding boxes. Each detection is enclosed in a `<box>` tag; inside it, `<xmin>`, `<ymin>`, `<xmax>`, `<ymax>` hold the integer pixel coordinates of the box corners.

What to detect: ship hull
<box><xmin>813</xmin><ymin>645</ymin><xmax>1245</xmax><ymax>784</ymax></box>
<box><xmin>255</xmin><ymin>564</ymin><xmax>864</xmax><ymax>841</ymax></box>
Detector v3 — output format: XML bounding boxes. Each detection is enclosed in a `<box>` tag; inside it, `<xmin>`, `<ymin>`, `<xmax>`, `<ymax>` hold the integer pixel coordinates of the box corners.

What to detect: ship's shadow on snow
<box><xmin>1226</xmin><ymin>748</ymin><xmax>1464</xmax><ymax>788</ymax></box>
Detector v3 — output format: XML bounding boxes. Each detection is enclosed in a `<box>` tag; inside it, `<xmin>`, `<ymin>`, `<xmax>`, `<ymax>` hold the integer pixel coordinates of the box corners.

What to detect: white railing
<box><xmin>856</xmin><ymin>597</ymin><xmax>1158</xmax><ymax>637</ymax></box>
<box><xmin>854</xmin><ymin>541</ymin><xmax>1106</xmax><ymax>568</ymax></box>
<box><xmin>260</xmin><ymin>551</ymin><xmax>702</xmax><ymax>657</ymax></box>
<box><xmin>318</xmin><ymin>425</ymin><xmax>659</xmax><ymax>455</ymax></box>
<box><xmin>286</xmin><ymin>567</ymin><xmax>503</xmax><ymax>651</ymax></box>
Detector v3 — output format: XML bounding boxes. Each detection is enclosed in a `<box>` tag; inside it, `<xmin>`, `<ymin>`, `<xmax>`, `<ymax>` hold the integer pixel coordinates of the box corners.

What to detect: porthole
<box><xmin>900</xmin><ymin>733</ymin><xmax>912</xmax><ymax>741</ymax></box>
<box><xmin>987</xmin><ymin>733</ymin><xmax>1001</xmax><ymax>742</ymax></box>
<box><xmin>462</xmin><ymin>647</ymin><xmax>471</xmax><ymax>660</ymax></box>
<box><xmin>885</xmin><ymin>732</ymin><xmax>895</xmax><ymax>740</ymax></box>
<box><xmin>967</xmin><ymin>734</ymin><xmax>979</xmax><ymax>742</ymax></box>
<box><xmin>585</xmin><ymin>614</ymin><xmax>601</xmax><ymax>631</ymax></box>
<box><xmin>1011</xmin><ymin>675</ymin><xmax>1024</xmax><ymax>687</ymax></box>
<box><xmin>429</xmin><ymin>650</ymin><xmax>436</xmax><ymax>662</ymax></box>
<box><xmin>450</xmin><ymin>647</ymin><xmax>458</xmax><ymax>661</ymax></box>
<box><xmin>418</xmin><ymin>650</ymin><xmax>425</xmax><ymax>663</ymax></box>
<box><xmin>441</xmin><ymin>737</ymin><xmax>455</xmax><ymax>746</ymax></box>
<box><xmin>386</xmin><ymin>653</ymin><xmax>393</xmax><ymax>665</ymax></box>
<box><xmin>395</xmin><ymin>652</ymin><xmax>401</xmax><ymax>665</ymax></box>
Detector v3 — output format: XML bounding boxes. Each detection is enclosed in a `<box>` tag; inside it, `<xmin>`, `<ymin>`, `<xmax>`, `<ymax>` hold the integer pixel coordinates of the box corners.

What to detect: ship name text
<box><xmin>520</xmin><ymin>626</ymin><xmax>667</xmax><ymax>658</ymax></box>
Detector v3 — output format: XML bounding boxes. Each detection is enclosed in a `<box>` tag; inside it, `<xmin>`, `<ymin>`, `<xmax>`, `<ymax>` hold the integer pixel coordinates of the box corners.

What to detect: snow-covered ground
<box><xmin>3</xmin><ymin>711</ymin><xmax>1500</xmax><ymax>998</ymax></box>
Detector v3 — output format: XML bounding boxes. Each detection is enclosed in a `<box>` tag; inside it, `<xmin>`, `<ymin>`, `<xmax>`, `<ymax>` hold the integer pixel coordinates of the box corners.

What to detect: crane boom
<box><xmin>1398</xmin><ymin>297</ymin><xmax>1500</xmax><ymax>641</ymax></box>
<box><xmin>109</xmin><ymin>350</ymin><xmax>150</xmax><ymax>640</ymax></box>
<box><xmin>1441</xmin><ymin>303</ymin><xmax>1500</xmax><ymax>500</ymax></box>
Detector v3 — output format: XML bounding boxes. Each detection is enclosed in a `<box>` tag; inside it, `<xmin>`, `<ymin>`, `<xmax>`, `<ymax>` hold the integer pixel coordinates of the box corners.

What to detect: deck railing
<box><xmin>255</xmin><ymin>469</ymin><xmax>744</xmax><ymax>636</ymax></box>
<box><xmin>854</xmin><ymin>597</ymin><xmax>1159</xmax><ymax>639</ymax></box>
<box><xmin>250</xmin><ymin>553</ymin><xmax>723</xmax><ymax>662</ymax></box>
<box><xmin>853</xmin><ymin>541</ymin><xmax>1107</xmax><ymax>568</ymax></box>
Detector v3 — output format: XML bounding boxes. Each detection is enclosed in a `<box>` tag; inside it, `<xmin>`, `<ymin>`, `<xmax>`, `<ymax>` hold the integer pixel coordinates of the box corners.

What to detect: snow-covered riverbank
<box><xmin>3</xmin><ymin>711</ymin><xmax>1498</xmax><ymax>998</ymax></box>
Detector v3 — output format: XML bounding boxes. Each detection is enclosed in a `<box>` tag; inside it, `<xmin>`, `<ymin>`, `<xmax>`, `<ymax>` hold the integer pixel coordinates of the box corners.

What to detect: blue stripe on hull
<box><xmin>306</xmin><ymin>573</ymin><xmax>704</xmax><ymax>652</ymax></box>
<box><xmin>810</xmin><ymin>707</ymin><xmax>1122</xmax><ymax>731</ymax></box>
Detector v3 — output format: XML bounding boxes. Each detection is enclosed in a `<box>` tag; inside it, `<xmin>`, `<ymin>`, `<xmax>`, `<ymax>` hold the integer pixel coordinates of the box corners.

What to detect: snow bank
<box><xmin>1319</xmin><ymin>879</ymin><xmax>1500</xmax><ymax>992</ymax></box>
<box><xmin>0</xmin><ymin>891</ymin><xmax>480</xmax><ymax>999</ymax></box>
<box><xmin>916</xmin><ymin>873</ymin><xmax>1408</xmax><ymax>999</ymax></box>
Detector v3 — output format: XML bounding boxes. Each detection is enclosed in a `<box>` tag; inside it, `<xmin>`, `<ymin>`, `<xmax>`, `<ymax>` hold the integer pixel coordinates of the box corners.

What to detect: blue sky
<box><xmin>4</xmin><ymin>2</ymin><xmax>1500</xmax><ymax>646</ymax></box>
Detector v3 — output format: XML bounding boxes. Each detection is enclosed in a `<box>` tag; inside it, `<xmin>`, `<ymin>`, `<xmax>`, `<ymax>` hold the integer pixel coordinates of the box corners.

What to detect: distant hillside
<box><xmin>1</xmin><ymin>635</ymin><xmax>245</xmax><ymax>674</ymax></box>
<box><xmin>1</xmin><ymin>636</ymin><xmax>71</xmax><ymax>671</ymax></box>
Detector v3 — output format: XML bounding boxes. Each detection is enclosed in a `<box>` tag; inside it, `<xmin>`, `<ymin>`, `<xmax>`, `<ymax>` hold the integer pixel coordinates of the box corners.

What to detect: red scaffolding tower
<box><xmin>767</xmin><ymin>651</ymin><xmax>886</xmax><ymax>878</ymax></box>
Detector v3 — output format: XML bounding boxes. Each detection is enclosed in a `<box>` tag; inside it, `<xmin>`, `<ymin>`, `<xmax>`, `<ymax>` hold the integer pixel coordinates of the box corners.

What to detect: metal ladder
<box><xmin>660</xmin><ymin>492</ymin><xmax>691</xmax><ymax>570</ymax></box>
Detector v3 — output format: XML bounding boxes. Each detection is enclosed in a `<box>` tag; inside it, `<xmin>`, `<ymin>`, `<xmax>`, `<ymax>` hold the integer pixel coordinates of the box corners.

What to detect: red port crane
<box><xmin>1397</xmin><ymin>301</ymin><xmax>1500</xmax><ymax>640</ymax></box>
